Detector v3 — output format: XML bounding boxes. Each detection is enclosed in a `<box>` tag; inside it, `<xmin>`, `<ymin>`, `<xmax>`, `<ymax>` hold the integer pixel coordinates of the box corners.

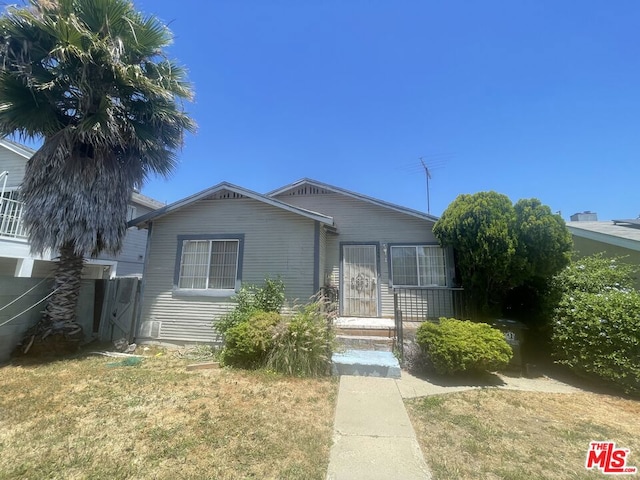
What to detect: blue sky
<box><xmin>114</xmin><ymin>2</ymin><xmax>640</xmax><ymax>220</ymax></box>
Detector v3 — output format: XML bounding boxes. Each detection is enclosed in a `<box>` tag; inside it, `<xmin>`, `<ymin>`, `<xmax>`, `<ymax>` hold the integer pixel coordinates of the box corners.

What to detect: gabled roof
<box><xmin>130</xmin><ymin>182</ymin><xmax>335</xmax><ymax>228</ymax></box>
<box><xmin>567</xmin><ymin>221</ymin><xmax>640</xmax><ymax>252</ymax></box>
<box><xmin>0</xmin><ymin>138</ymin><xmax>36</xmax><ymax>159</ymax></box>
<box><xmin>267</xmin><ymin>178</ymin><xmax>439</xmax><ymax>222</ymax></box>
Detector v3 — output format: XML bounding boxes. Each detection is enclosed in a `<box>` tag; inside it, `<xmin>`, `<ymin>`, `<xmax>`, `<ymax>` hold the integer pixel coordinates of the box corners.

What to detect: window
<box><xmin>178</xmin><ymin>239</ymin><xmax>240</xmax><ymax>290</ymax></box>
<box><xmin>390</xmin><ymin>245</ymin><xmax>447</xmax><ymax>287</ymax></box>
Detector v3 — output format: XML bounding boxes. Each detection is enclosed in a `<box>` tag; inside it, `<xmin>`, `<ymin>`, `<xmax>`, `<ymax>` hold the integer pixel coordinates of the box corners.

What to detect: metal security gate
<box><xmin>341</xmin><ymin>244</ymin><xmax>379</xmax><ymax>317</ymax></box>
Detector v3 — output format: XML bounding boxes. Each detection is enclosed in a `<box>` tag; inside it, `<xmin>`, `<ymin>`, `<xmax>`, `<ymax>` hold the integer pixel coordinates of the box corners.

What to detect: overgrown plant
<box><xmin>416</xmin><ymin>318</ymin><xmax>512</xmax><ymax>375</ymax></box>
<box><xmin>215</xmin><ymin>277</ymin><xmax>285</xmax><ymax>336</ymax></box>
<box><xmin>222</xmin><ymin>311</ymin><xmax>282</xmax><ymax>368</ymax></box>
<box><xmin>552</xmin><ymin>254</ymin><xmax>640</xmax><ymax>395</ymax></box>
<box><xmin>217</xmin><ymin>283</ymin><xmax>335</xmax><ymax>376</ymax></box>
<box><xmin>217</xmin><ymin>278</ymin><xmax>286</xmax><ymax>368</ymax></box>
<box><xmin>266</xmin><ymin>300</ymin><xmax>335</xmax><ymax>377</ymax></box>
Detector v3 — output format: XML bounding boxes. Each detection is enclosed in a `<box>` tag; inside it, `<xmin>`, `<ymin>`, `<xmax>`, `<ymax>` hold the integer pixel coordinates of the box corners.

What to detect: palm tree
<box><xmin>0</xmin><ymin>0</ymin><xmax>195</xmax><ymax>352</ymax></box>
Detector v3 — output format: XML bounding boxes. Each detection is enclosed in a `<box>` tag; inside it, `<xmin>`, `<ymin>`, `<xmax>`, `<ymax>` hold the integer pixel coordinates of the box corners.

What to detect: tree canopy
<box><xmin>433</xmin><ymin>191</ymin><xmax>572</xmax><ymax>316</ymax></box>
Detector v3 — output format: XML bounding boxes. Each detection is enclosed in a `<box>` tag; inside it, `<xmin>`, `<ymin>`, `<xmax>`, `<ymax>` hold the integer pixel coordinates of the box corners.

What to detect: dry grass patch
<box><xmin>0</xmin><ymin>350</ymin><xmax>337</xmax><ymax>480</ymax></box>
<box><xmin>406</xmin><ymin>389</ymin><xmax>640</xmax><ymax>479</ymax></box>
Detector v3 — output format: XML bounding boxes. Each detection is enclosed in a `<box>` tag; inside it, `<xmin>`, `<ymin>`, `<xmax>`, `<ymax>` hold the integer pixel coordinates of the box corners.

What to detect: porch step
<box><xmin>335</xmin><ymin>327</ymin><xmax>395</xmax><ymax>338</ymax></box>
<box><xmin>331</xmin><ymin>350</ymin><xmax>401</xmax><ymax>379</ymax></box>
<box><xmin>336</xmin><ymin>335</ymin><xmax>394</xmax><ymax>352</ymax></box>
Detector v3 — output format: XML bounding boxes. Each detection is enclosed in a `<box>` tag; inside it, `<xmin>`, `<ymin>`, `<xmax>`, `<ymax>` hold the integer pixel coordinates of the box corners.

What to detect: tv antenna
<box><xmin>420</xmin><ymin>157</ymin><xmax>432</xmax><ymax>214</ymax></box>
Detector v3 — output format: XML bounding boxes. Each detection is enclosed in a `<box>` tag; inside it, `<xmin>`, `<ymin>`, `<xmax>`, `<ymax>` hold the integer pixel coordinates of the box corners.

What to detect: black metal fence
<box><xmin>393</xmin><ymin>287</ymin><xmax>470</xmax><ymax>360</ymax></box>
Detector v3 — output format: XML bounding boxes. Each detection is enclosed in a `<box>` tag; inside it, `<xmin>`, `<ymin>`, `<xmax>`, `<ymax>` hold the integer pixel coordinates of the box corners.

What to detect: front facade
<box><xmin>134</xmin><ymin>179</ymin><xmax>457</xmax><ymax>345</ymax></box>
<box><xmin>0</xmin><ymin>138</ymin><xmax>162</xmax><ymax>278</ymax></box>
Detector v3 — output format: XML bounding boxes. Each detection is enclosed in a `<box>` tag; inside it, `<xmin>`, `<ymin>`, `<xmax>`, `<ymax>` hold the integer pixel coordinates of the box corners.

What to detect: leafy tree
<box><xmin>513</xmin><ymin>198</ymin><xmax>572</xmax><ymax>280</ymax></box>
<box><xmin>0</xmin><ymin>0</ymin><xmax>195</xmax><ymax>350</ymax></box>
<box><xmin>433</xmin><ymin>192</ymin><xmax>572</xmax><ymax>317</ymax></box>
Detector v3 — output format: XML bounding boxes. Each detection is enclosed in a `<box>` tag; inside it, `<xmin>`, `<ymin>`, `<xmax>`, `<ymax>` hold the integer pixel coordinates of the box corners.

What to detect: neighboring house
<box><xmin>132</xmin><ymin>178</ymin><xmax>458</xmax><ymax>345</ymax></box>
<box><xmin>0</xmin><ymin>138</ymin><xmax>163</xmax><ymax>278</ymax></box>
<box><xmin>568</xmin><ymin>219</ymin><xmax>640</xmax><ymax>284</ymax></box>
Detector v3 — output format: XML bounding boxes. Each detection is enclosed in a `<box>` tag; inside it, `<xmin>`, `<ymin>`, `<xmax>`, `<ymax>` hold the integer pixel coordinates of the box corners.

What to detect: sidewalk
<box><xmin>326</xmin><ymin>376</ymin><xmax>431</xmax><ymax>480</ymax></box>
<box><xmin>326</xmin><ymin>370</ymin><xmax>584</xmax><ymax>479</ymax></box>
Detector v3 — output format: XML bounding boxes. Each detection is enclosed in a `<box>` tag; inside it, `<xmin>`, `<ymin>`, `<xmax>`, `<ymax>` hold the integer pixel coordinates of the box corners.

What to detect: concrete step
<box><xmin>337</xmin><ymin>335</ymin><xmax>394</xmax><ymax>352</ymax></box>
<box><xmin>331</xmin><ymin>350</ymin><xmax>401</xmax><ymax>379</ymax></box>
<box><xmin>335</xmin><ymin>327</ymin><xmax>395</xmax><ymax>338</ymax></box>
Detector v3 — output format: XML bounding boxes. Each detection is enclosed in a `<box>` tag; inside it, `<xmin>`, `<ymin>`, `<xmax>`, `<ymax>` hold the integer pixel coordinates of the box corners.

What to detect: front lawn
<box><xmin>0</xmin><ymin>349</ymin><xmax>337</xmax><ymax>480</ymax></box>
<box><xmin>406</xmin><ymin>389</ymin><xmax>640</xmax><ymax>479</ymax></box>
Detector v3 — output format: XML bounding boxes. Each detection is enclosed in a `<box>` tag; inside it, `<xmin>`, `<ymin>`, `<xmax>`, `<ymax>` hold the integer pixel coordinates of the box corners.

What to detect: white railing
<box><xmin>0</xmin><ymin>196</ymin><xmax>27</xmax><ymax>239</ymax></box>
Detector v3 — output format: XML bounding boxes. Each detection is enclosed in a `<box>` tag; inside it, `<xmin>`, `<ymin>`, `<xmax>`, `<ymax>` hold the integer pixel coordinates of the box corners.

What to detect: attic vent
<box><xmin>287</xmin><ymin>186</ymin><xmax>330</xmax><ymax>196</ymax></box>
<box><xmin>211</xmin><ymin>190</ymin><xmax>247</xmax><ymax>200</ymax></box>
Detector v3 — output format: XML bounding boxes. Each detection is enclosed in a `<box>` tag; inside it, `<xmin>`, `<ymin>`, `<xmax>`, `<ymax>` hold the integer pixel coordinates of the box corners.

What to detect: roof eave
<box><xmin>568</xmin><ymin>225</ymin><xmax>640</xmax><ymax>252</ymax></box>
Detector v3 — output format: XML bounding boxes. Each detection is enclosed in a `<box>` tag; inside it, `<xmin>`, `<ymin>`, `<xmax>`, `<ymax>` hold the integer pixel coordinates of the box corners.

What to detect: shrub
<box><xmin>553</xmin><ymin>287</ymin><xmax>640</xmax><ymax>395</ymax></box>
<box><xmin>215</xmin><ymin>277</ymin><xmax>285</xmax><ymax>336</ymax></box>
<box><xmin>254</xmin><ymin>277</ymin><xmax>285</xmax><ymax>312</ymax></box>
<box><xmin>221</xmin><ymin>311</ymin><xmax>281</xmax><ymax>368</ymax></box>
<box><xmin>416</xmin><ymin>318</ymin><xmax>512</xmax><ymax>375</ymax></box>
<box><xmin>266</xmin><ymin>301</ymin><xmax>334</xmax><ymax>377</ymax></box>
<box><xmin>551</xmin><ymin>253</ymin><xmax>637</xmax><ymax>296</ymax></box>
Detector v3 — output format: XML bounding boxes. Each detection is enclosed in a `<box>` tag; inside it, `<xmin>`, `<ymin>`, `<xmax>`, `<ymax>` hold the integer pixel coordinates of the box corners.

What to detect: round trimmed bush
<box><xmin>416</xmin><ymin>318</ymin><xmax>512</xmax><ymax>375</ymax></box>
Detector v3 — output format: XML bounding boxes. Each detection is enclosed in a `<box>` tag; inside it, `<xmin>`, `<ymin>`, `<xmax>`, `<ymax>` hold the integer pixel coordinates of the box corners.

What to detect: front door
<box><xmin>341</xmin><ymin>244</ymin><xmax>379</xmax><ymax>317</ymax></box>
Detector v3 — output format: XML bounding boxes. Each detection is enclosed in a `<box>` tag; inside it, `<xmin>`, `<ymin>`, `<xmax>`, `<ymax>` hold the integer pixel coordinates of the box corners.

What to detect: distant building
<box><xmin>567</xmin><ymin>219</ymin><xmax>640</xmax><ymax>288</ymax></box>
<box><xmin>0</xmin><ymin>138</ymin><xmax>163</xmax><ymax>278</ymax></box>
<box><xmin>570</xmin><ymin>211</ymin><xmax>598</xmax><ymax>222</ymax></box>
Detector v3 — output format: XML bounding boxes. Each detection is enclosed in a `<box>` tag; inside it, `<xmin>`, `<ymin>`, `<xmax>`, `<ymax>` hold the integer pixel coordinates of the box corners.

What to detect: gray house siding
<box><xmin>0</xmin><ymin>146</ymin><xmax>28</xmax><ymax>189</ymax></box>
<box><xmin>273</xmin><ymin>192</ymin><xmax>441</xmax><ymax>317</ymax></box>
<box><xmin>138</xmin><ymin>197</ymin><xmax>319</xmax><ymax>344</ymax></box>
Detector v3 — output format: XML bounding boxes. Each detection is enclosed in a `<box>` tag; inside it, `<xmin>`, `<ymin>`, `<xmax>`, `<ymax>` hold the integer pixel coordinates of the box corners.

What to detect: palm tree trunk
<box><xmin>44</xmin><ymin>242</ymin><xmax>84</xmax><ymax>326</ymax></box>
<box><xmin>22</xmin><ymin>242</ymin><xmax>84</xmax><ymax>355</ymax></box>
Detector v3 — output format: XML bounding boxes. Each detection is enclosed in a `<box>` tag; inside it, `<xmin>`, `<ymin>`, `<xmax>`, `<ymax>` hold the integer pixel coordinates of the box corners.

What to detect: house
<box><xmin>0</xmin><ymin>138</ymin><xmax>163</xmax><ymax>278</ymax></box>
<box><xmin>132</xmin><ymin>178</ymin><xmax>459</xmax><ymax>345</ymax></box>
<box><xmin>567</xmin><ymin>219</ymin><xmax>640</xmax><ymax>286</ymax></box>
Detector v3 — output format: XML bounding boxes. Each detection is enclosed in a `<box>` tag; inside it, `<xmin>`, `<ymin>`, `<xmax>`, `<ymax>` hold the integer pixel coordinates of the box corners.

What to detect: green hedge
<box><xmin>553</xmin><ymin>289</ymin><xmax>640</xmax><ymax>395</ymax></box>
<box><xmin>416</xmin><ymin>318</ymin><xmax>512</xmax><ymax>375</ymax></box>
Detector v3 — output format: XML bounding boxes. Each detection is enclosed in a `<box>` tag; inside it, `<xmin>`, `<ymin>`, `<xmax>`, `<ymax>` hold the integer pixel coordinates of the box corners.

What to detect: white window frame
<box><xmin>174</xmin><ymin>235</ymin><xmax>243</xmax><ymax>297</ymax></box>
<box><xmin>390</xmin><ymin>245</ymin><xmax>447</xmax><ymax>288</ymax></box>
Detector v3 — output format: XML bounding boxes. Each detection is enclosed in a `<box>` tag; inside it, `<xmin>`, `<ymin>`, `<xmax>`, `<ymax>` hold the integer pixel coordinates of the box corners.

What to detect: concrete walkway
<box><xmin>326</xmin><ymin>370</ymin><xmax>585</xmax><ymax>479</ymax></box>
<box><xmin>326</xmin><ymin>376</ymin><xmax>431</xmax><ymax>480</ymax></box>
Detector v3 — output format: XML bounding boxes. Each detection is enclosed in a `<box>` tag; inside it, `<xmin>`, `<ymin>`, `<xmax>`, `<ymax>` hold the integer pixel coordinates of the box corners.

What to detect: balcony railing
<box><xmin>0</xmin><ymin>196</ymin><xmax>27</xmax><ymax>239</ymax></box>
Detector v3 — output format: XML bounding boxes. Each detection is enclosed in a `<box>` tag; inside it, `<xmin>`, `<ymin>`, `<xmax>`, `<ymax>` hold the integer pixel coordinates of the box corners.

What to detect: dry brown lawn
<box><xmin>406</xmin><ymin>388</ymin><xmax>640</xmax><ymax>480</ymax></box>
<box><xmin>0</xmin><ymin>349</ymin><xmax>337</xmax><ymax>480</ymax></box>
